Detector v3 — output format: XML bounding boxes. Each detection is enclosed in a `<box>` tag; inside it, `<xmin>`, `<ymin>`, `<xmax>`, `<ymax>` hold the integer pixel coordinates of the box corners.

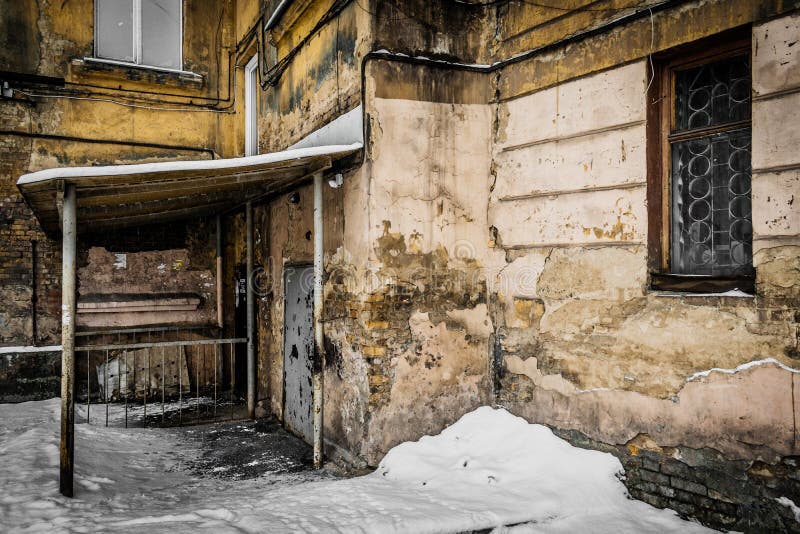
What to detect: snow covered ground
<box><xmin>0</xmin><ymin>399</ymin><xmax>715</xmax><ymax>533</ymax></box>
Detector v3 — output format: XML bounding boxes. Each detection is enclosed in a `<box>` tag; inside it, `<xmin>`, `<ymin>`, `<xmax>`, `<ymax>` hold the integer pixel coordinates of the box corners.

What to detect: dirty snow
<box><xmin>0</xmin><ymin>400</ymin><xmax>716</xmax><ymax>533</ymax></box>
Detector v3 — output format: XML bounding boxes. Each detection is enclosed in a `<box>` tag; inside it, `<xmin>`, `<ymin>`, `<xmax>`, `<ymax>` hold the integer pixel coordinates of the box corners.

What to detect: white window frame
<box><xmin>94</xmin><ymin>0</ymin><xmax>183</xmax><ymax>71</ymax></box>
<box><xmin>244</xmin><ymin>54</ymin><xmax>259</xmax><ymax>157</ymax></box>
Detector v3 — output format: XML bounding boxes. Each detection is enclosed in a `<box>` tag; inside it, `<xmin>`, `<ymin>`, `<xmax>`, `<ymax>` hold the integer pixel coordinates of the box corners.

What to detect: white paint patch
<box><xmin>288</xmin><ymin>106</ymin><xmax>363</xmax><ymax>150</ymax></box>
<box><xmin>113</xmin><ymin>253</ymin><xmax>127</xmax><ymax>270</ymax></box>
<box><xmin>446</xmin><ymin>304</ymin><xmax>493</xmax><ymax>340</ymax></box>
<box><xmin>686</xmin><ymin>358</ymin><xmax>800</xmax><ymax>382</ymax></box>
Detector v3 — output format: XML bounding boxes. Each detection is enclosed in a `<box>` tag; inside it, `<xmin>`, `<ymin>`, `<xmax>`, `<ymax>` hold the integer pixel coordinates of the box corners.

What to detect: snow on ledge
<box><xmin>16</xmin><ymin>143</ymin><xmax>363</xmax><ymax>185</ymax></box>
<box><xmin>0</xmin><ymin>344</ymin><xmax>62</xmax><ymax>355</ymax></box>
<box><xmin>686</xmin><ymin>358</ymin><xmax>800</xmax><ymax>382</ymax></box>
<box><xmin>654</xmin><ymin>289</ymin><xmax>754</xmax><ymax>298</ymax></box>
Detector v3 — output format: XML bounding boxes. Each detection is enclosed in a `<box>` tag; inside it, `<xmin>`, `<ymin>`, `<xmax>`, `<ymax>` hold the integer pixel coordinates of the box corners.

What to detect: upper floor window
<box><xmin>95</xmin><ymin>0</ymin><xmax>182</xmax><ymax>71</ymax></box>
<box><xmin>648</xmin><ymin>33</ymin><xmax>754</xmax><ymax>291</ymax></box>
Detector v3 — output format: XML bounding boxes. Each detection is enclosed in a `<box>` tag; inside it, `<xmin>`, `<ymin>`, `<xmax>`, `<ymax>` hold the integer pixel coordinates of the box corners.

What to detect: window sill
<box><xmin>70</xmin><ymin>57</ymin><xmax>204</xmax><ymax>90</ymax></box>
<box><xmin>649</xmin><ymin>272</ymin><xmax>755</xmax><ymax>294</ymax></box>
<box><xmin>651</xmin><ymin>289</ymin><xmax>755</xmax><ymax>299</ymax></box>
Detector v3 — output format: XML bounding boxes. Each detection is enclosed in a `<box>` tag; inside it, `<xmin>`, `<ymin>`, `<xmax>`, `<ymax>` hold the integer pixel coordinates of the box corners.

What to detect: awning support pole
<box><xmin>59</xmin><ymin>183</ymin><xmax>76</xmax><ymax>498</ymax></box>
<box><xmin>313</xmin><ymin>172</ymin><xmax>325</xmax><ymax>469</ymax></box>
<box><xmin>246</xmin><ymin>202</ymin><xmax>256</xmax><ymax>419</ymax></box>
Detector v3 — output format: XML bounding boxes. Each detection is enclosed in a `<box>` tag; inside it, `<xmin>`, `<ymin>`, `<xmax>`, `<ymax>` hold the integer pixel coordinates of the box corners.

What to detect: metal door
<box><xmin>283</xmin><ymin>265</ymin><xmax>314</xmax><ymax>443</ymax></box>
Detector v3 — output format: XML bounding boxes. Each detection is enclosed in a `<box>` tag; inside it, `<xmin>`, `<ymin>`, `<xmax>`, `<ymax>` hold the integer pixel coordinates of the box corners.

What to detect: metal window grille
<box><xmin>669</xmin><ymin>54</ymin><xmax>753</xmax><ymax>276</ymax></box>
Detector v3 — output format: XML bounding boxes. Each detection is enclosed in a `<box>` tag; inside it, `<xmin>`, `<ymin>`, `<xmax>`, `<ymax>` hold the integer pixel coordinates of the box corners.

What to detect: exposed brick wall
<box><xmin>0</xmin><ymin>134</ymin><xmax>62</xmax><ymax>347</ymax></box>
<box><xmin>0</xmin><ymin>351</ymin><xmax>61</xmax><ymax>402</ymax></box>
<box><xmin>551</xmin><ymin>428</ymin><xmax>800</xmax><ymax>533</ymax></box>
<box><xmin>326</xmin><ymin>285</ymin><xmax>416</xmax><ymax>409</ymax></box>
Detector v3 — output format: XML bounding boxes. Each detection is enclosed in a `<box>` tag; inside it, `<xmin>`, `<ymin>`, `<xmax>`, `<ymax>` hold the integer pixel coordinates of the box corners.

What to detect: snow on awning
<box><xmin>17</xmin><ymin>143</ymin><xmax>362</xmax><ymax>235</ymax></box>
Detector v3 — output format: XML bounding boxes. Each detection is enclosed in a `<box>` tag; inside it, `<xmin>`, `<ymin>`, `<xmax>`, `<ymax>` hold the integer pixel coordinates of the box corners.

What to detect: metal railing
<box><xmin>77</xmin><ymin>332</ymin><xmax>247</xmax><ymax>428</ymax></box>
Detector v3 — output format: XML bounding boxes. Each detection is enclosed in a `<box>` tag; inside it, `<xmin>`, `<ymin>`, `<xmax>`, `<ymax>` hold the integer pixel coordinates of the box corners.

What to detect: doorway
<box><xmin>233</xmin><ymin>263</ymin><xmax>249</xmax><ymax>396</ymax></box>
<box><xmin>283</xmin><ymin>265</ymin><xmax>314</xmax><ymax>443</ymax></box>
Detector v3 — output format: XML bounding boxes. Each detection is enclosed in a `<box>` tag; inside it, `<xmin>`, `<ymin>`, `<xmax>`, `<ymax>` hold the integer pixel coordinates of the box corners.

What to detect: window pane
<box><xmin>674</xmin><ymin>55</ymin><xmax>750</xmax><ymax>131</ymax></box>
<box><xmin>141</xmin><ymin>0</ymin><xmax>182</xmax><ymax>69</ymax></box>
<box><xmin>96</xmin><ymin>0</ymin><xmax>134</xmax><ymax>63</ymax></box>
<box><xmin>670</xmin><ymin>128</ymin><xmax>753</xmax><ymax>276</ymax></box>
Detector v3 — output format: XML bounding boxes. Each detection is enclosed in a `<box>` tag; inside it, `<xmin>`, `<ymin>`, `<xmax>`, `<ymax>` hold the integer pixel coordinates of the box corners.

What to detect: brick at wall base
<box><xmin>552</xmin><ymin>427</ymin><xmax>800</xmax><ymax>533</ymax></box>
<box><xmin>0</xmin><ymin>351</ymin><xmax>62</xmax><ymax>403</ymax></box>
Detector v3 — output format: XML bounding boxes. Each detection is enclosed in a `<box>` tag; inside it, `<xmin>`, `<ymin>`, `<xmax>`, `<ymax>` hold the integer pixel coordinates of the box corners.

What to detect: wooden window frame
<box><xmin>646</xmin><ymin>28</ymin><xmax>755</xmax><ymax>294</ymax></box>
<box><xmin>94</xmin><ymin>0</ymin><xmax>184</xmax><ymax>72</ymax></box>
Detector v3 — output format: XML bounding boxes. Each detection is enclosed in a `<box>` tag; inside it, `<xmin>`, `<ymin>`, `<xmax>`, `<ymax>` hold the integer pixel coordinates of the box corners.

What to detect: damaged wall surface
<box><xmin>254</xmin><ymin>1</ymin><xmax>800</xmax><ymax>531</ymax></box>
<box><xmin>3</xmin><ymin>0</ymin><xmax>800</xmax><ymax>530</ymax></box>
<box><xmin>487</xmin><ymin>5</ymin><xmax>799</xmax><ymax>532</ymax></box>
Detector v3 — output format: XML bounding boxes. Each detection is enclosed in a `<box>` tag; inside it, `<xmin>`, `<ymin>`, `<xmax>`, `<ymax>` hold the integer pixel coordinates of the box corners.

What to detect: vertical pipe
<box><xmin>105</xmin><ymin>349</ymin><xmax>109</xmax><ymax>427</ymax></box>
<box><xmin>161</xmin><ymin>346</ymin><xmax>165</xmax><ymax>423</ymax></box>
<box><xmin>124</xmin><ymin>350</ymin><xmax>128</xmax><ymax>429</ymax></box>
<box><xmin>196</xmin><ymin>349</ymin><xmax>200</xmax><ymax>423</ymax></box>
<box><xmin>144</xmin><ymin>349</ymin><xmax>149</xmax><ymax>425</ymax></box>
<box><xmin>214</xmin><ymin>344</ymin><xmax>218</xmax><ymax>420</ymax></box>
<box><xmin>30</xmin><ymin>240</ymin><xmax>38</xmax><ymax>345</ymax></box>
<box><xmin>86</xmin><ymin>351</ymin><xmax>90</xmax><ymax>424</ymax></box>
<box><xmin>246</xmin><ymin>201</ymin><xmax>256</xmax><ymax>419</ymax></box>
<box><xmin>216</xmin><ymin>215</ymin><xmax>224</xmax><ymax>329</ymax></box>
<box><xmin>230</xmin><ymin>342</ymin><xmax>234</xmax><ymax>421</ymax></box>
<box><xmin>179</xmin><ymin>346</ymin><xmax>183</xmax><ymax>426</ymax></box>
<box><xmin>312</xmin><ymin>172</ymin><xmax>325</xmax><ymax>469</ymax></box>
<box><xmin>59</xmin><ymin>183</ymin><xmax>77</xmax><ymax>498</ymax></box>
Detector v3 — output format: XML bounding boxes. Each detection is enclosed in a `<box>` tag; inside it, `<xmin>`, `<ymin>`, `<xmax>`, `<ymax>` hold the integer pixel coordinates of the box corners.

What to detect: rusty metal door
<box><xmin>283</xmin><ymin>265</ymin><xmax>314</xmax><ymax>443</ymax></box>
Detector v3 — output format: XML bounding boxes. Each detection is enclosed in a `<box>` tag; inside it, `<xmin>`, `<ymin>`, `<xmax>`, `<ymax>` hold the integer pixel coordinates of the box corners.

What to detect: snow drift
<box><xmin>0</xmin><ymin>400</ymin><xmax>715</xmax><ymax>533</ymax></box>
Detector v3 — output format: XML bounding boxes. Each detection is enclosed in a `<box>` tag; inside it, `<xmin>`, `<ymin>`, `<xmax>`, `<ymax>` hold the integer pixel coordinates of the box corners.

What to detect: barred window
<box><xmin>647</xmin><ymin>32</ymin><xmax>754</xmax><ymax>292</ymax></box>
<box><xmin>669</xmin><ymin>54</ymin><xmax>753</xmax><ymax>276</ymax></box>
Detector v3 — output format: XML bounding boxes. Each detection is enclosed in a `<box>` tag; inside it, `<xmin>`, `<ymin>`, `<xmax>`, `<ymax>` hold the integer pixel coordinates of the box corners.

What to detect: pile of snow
<box><xmin>0</xmin><ymin>401</ymin><xmax>715</xmax><ymax>533</ymax></box>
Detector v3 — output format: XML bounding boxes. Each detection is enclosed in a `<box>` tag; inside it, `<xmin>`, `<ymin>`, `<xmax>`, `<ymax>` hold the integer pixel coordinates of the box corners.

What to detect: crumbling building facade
<box><xmin>2</xmin><ymin>0</ymin><xmax>799</xmax><ymax>530</ymax></box>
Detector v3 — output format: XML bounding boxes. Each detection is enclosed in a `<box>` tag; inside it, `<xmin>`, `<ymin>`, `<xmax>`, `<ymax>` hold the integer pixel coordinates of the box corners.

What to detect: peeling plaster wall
<box><xmin>288</xmin><ymin>3</ymin><xmax>800</xmax><ymax>530</ymax></box>
<box><xmin>491</xmin><ymin>17</ymin><xmax>800</xmax><ymax>458</ymax></box>
<box><xmin>76</xmin><ymin>245</ymin><xmax>217</xmax><ymax>329</ymax></box>
<box><xmin>260</xmin><ymin>1</ymin><xmax>370</xmax><ymax>151</ymax></box>
<box><xmin>333</xmin><ymin>58</ymin><xmax>499</xmax><ymax>463</ymax></box>
<box><xmin>486</xmin><ymin>11</ymin><xmax>800</xmax><ymax>531</ymax></box>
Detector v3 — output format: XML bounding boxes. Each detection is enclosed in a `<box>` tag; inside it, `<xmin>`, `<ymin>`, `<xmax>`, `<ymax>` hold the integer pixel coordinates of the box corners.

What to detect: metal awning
<box><xmin>17</xmin><ymin>143</ymin><xmax>361</xmax><ymax>235</ymax></box>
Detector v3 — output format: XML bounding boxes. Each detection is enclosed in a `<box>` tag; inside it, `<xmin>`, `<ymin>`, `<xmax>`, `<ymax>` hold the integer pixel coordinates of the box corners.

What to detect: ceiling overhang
<box><xmin>17</xmin><ymin>143</ymin><xmax>361</xmax><ymax>236</ymax></box>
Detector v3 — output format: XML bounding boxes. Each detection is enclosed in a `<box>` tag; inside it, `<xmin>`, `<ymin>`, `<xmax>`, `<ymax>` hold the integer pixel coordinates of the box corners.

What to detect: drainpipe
<box><xmin>216</xmin><ymin>215</ymin><xmax>223</xmax><ymax>329</ymax></box>
<box><xmin>59</xmin><ymin>183</ymin><xmax>77</xmax><ymax>498</ymax></box>
<box><xmin>216</xmin><ymin>214</ymin><xmax>225</xmax><ymax>392</ymax></box>
<box><xmin>312</xmin><ymin>171</ymin><xmax>325</xmax><ymax>468</ymax></box>
<box><xmin>30</xmin><ymin>240</ymin><xmax>38</xmax><ymax>345</ymax></box>
<box><xmin>246</xmin><ymin>202</ymin><xmax>256</xmax><ymax>419</ymax></box>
